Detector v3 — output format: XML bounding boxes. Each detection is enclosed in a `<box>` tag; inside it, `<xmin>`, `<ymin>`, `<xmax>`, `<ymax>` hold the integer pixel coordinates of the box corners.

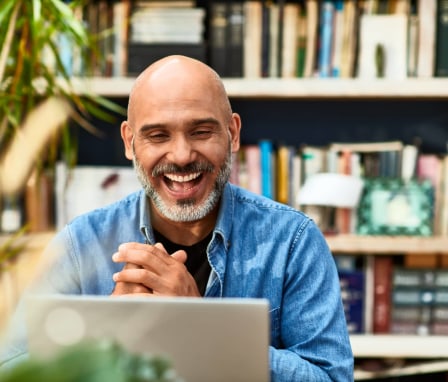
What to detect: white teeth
<box><xmin>165</xmin><ymin>172</ymin><xmax>201</xmax><ymax>182</ymax></box>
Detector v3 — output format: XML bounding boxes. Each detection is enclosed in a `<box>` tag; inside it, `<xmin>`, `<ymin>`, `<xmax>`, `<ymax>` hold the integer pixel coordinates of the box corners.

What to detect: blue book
<box><xmin>318</xmin><ymin>1</ymin><xmax>334</xmax><ymax>78</ymax></box>
<box><xmin>339</xmin><ymin>270</ymin><xmax>365</xmax><ymax>333</ymax></box>
<box><xmin>259</xmin><ymin>140</ymin><xmax>274</xmax><ymax>199</ymax></box>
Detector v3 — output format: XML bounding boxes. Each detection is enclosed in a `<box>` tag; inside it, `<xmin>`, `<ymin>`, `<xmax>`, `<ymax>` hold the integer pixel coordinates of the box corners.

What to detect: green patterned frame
<box><xmin>357</xmin><ymin>178</ymin><xmax>434</xmax><ymax>236</ymax></box>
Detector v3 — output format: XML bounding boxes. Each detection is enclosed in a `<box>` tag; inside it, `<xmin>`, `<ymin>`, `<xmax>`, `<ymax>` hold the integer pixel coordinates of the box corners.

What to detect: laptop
<box><xmin>25</xmin><ymin>294</ymin><xmax>270</xmax><ymax>382</ymax></box>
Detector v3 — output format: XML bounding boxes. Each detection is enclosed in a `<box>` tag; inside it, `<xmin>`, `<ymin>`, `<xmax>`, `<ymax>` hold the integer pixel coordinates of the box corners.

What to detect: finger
<box><xmin>111</xmin><ymin>282</ymin><xmax>152</xmax><ymax>296</ymax></box>
<box><xmin>112</xmin><ymin>243</ymin><xmax>171</xmax><ymax>269</ymax></box>
<box><xmin>171</xmin><ymin>250</ymin><xmax>187</xmax><ymax>264</ymax></box>
<box><xmin>113</xmin><ymin>268</ymin><xmax>156</xmax><ymax>286</ymax></box>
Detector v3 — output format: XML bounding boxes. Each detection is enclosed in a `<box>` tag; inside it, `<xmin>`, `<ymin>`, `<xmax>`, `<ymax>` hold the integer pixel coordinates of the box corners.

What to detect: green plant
<box><xmin>0</xmin><ymin>340</ymin><xmax>181</xmax><ymax>382</ymax></box>
<box><xmin>0</xmin><ymin>0</ymin><xmax>125</xmax><ymax>196</ymax></box>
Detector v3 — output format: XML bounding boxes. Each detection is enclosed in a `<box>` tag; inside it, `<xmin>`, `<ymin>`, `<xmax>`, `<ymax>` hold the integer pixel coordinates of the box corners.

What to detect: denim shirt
<box><xmin>0</xmin><ymin>183</ymin><xmax>353</xmax><ymax>381</ymax></box>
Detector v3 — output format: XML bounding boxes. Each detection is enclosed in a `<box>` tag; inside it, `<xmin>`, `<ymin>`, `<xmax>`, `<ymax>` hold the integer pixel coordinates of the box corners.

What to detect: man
<box><xmin>0</xmin><ymin>55</ymin><xmax>353</xmax><ymax>380</ymax></box>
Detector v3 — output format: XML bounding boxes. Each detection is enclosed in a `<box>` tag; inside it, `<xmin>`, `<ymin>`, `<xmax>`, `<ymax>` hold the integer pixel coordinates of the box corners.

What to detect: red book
<box><xmin>373</xmin><ymin>256</ymin><xmax>393</xmax><ymax>333</ymax></box>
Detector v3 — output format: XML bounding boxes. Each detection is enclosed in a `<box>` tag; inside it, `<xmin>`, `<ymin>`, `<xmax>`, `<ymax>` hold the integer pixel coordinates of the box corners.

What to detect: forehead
<box><xmin>132</xmin><ymin>79</ymin><xmax>225</xmax><ymax>125</ymax></box>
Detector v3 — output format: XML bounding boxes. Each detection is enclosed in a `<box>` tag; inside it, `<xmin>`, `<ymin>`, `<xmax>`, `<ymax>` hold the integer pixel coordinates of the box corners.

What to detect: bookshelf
<box><xmin>4</xmin><ymin>0</ymin><xmax>448</xmax><ymax>379</ymax></box>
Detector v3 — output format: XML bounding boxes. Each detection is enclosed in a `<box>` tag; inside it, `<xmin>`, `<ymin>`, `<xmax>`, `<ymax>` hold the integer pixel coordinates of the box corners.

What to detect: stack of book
<box><xmin>127</xmin><ymin>1</ymin><xmax>206</xmax><ymax>75</ymax></box>
<box><xmin>391</xmin><ymin>267</ymin><xmax>448</xmax><ymax>335</ymax></box>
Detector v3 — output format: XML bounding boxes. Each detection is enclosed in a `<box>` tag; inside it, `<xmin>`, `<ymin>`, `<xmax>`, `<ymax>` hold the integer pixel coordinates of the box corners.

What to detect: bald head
<box><xmin>127</xmin><ymin>55</ymin><xmax>232</xmax><ymax>128</ymax></box>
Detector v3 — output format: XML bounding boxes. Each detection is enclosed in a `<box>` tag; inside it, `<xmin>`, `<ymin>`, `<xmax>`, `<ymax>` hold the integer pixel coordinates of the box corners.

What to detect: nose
<box><xmin>167</xmin><ymin>135</ymin><xmax>196</xmax><ymax>166</ymax></box>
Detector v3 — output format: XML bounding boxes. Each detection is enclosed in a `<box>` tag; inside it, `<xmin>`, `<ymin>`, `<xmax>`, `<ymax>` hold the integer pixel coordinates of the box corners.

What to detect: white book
<box><xmin>268</xmin><ymin>3</ymin><xmax>279</xmax><ymax>78</ymax></box>
<box><xmin>243</xmin><ymin>1</ymin><xmax>262</xmax><ymax>78</ymax></box>
<box><xmin>357</xmin><ymin>14</ymin><xmax>408</xmax><ymax>80</ymax></box>
<box><xmin>281</xmin><ymin>3</ymin><xmax>299</xmax><ymax>78</ymax></box>
<box><xmin>417</xmin><ymin>0</ymin><xmax>437</xmax><ymax>77</ymax></box>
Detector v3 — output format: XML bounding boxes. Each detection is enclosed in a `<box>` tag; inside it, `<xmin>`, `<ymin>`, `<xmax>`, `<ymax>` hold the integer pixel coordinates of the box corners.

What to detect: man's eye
<box><xmin>146</xmin><ymin>133</ymin><xmax>169</xmax><ymax>142</ymax></box>
<box><xmin>192</xmin><ymin>130</ymin><xmax>212</xmax><ymax>138</ymax></box>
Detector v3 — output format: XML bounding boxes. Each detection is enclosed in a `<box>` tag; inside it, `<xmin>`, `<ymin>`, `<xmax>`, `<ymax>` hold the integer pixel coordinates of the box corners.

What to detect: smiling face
<box><xmin>121</xmin><ymin>56</ymin><xmax>241</xmax><ymax>223</ymax></box>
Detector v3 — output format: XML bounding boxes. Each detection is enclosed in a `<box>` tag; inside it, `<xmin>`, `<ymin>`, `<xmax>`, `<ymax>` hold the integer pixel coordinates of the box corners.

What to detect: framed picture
<box><xmin>357</xmin><ymin>178</ymin><xmax>434</xmax><ymax>236</ymax></box>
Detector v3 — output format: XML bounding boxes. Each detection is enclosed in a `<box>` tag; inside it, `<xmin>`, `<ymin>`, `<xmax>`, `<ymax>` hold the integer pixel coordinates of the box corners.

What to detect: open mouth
<box><xmin>164</xmin><ymin>172</ymin><xmax>203</xmax><ymax>192</ymax></box>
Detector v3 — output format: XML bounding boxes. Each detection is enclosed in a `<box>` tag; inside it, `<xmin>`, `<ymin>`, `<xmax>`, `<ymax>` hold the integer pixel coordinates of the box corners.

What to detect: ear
<box><xmin>121</xmin><ymin>121</ymin><xmax>134</xmax><ymax>160</ymax></box>
<box><xmin>229</xmin><ymin>113</ymin><xmax>241</xmax><ymax>153</ymax></box>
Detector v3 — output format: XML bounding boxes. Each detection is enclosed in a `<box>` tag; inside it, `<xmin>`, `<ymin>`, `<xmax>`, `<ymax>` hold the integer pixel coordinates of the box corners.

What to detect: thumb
<box><xmin>171</xmin><ymin>250</ymin><xmax>187</xmax><ymax>264</ymax></box>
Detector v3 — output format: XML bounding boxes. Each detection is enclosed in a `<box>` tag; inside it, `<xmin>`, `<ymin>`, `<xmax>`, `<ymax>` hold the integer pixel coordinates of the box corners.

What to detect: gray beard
<box><xmin>132</xmin><ymin>146</ymin><xmax>232</xmax><ymax>223</ymax></box>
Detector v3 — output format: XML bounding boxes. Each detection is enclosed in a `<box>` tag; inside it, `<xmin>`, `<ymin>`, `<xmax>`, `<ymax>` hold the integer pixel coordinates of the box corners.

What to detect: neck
<box><xmin>149</xmin><ymin>202</ymin><xmax>218</xmax><ymax>246</ymax></box>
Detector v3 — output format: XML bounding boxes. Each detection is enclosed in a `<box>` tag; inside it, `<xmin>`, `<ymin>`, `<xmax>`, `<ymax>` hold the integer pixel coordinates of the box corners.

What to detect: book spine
<box><xmin>417</xmin><ymin>0</ymin><xmax>437</xmax><ymax>77</ymax></box>
<box><xmin>339</xmin><ymin>270</ymin><xmax>365</xmax><ymax>333</ymax></box>
<box><xmin>435</xmin><ymin>0</ymin><xmax>448</xmax><ymax>76</ymax></box>
<box><xmin>318</xmin><ymin>1</ymin><xmax>335</xmax><ymax>78</ymax></box>
<box><xmin>227</xmin><ymin>1</ymin><xmax>245</xmax><ymax>77</ymax></box>
<box><xmin>259</xmin><ymin>140</ymin><xmax>274</xmax><ymax>199</ymax></box>
<box><xmin>261</xmin><ymin>0</ymin><xmax>271</xmax><ymax>77</ymax></box>
<box><xmin>243</xmin><ymin>1</ymin><xmax>263</xmax><ymax>78</ymax></box>
<box><xmin>373</xmin><ymin>256</ymin><xmax>393</xmax><ymax>333</ymax></box>
<box><xmin>209</xmin><ymin>2</ymin><xmax>228</xmax><ymax>77</ymax></box>
<box><xmin>281</xmin><ymin>3</ymin><xmax>299</xmax><ymax>78</ymax></box>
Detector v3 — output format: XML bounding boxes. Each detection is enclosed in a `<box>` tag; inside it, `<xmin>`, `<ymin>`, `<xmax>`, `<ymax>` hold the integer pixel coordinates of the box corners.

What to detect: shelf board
<box><xmin>72</xmin><ymin>77</ymin><xmax>448</xmax><ymax>98</ymax></box>
<box><xmin>351</xmin><ymin>334</ymin><xmax>448</xmax><ymax>358</ymax></box>
<box><xmin>355</xmin><ymin>360</ymin><xmax>448</xmax><ymax>380</ymax></box>
<box><xmin>326</xmin><ymin>235</ymin><xmax>448</xmax><ymax>254</ymax></box>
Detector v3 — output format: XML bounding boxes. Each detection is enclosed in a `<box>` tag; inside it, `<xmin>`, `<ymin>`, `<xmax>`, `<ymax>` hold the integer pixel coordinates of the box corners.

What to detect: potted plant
<box><xmin>0</xmin><ymin>0</ymin><xmax>125</xmax><ymax>328</ymax></box>
<box><xmin>0</xmin><ymin>0</ymin><xmax>124</xmax><ymax>233</ymax></box>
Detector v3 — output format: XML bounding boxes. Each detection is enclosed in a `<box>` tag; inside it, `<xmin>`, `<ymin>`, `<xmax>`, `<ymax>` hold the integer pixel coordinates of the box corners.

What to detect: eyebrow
<box><xmin>139</xmin><ymin>117</ymin><xmax>221</xmax><ymax>134</ymax></box>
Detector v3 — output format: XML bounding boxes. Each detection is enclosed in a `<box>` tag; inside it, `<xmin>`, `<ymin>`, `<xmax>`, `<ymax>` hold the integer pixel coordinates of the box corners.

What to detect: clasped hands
<box><xmin>111</xmin><ymin>242</ymin><xmax>200</xmax><ymax>297</ymax></box>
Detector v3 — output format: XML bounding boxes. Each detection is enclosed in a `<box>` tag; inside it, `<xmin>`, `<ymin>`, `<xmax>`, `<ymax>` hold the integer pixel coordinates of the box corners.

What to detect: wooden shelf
<box><xmin>326</xmin><ymin>235</ymin><xmax>448</xmax><ymax>255</ymax></box>
<box><xmin>355</xmin><ymin>360</ymin><xmax>448</xmax><ymax>381</ymax></box>
<box><xmin>72</xmin><ymin>77</ymin><xmax>448</xmax><ymax>99</ymax></box>
<box><xmin>351</xmin><ymin>334</ymin><xmax>448</xmax><ymax>358</ymax></box>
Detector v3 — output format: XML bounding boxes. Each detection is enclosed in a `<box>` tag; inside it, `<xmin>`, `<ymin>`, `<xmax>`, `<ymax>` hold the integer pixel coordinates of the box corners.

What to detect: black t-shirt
<box><xmin>153</xmin><ymin>230</ymin><xmax>212</xmax><ymax>296</ymax></box>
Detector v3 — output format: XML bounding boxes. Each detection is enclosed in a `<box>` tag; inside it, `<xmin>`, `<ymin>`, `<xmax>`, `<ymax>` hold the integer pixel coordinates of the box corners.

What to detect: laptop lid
<box><xmin>25</xmin><ymin>295</ymin><xmax>270</xmax><ymax>382</ymax></box>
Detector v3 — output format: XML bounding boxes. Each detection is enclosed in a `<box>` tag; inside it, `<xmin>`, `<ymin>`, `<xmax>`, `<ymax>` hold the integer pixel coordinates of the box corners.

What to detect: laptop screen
<box><xmin>26</xmin><ymin>294</ymin><xmax>270</xmax><ymax>382</ymax></box>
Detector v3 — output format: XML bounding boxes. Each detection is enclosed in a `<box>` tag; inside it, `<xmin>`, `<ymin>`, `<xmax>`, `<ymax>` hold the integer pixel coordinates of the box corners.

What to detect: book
<box><xmin>129</xmin><ymin>7</ymin><xmax>205</xmax><ymax>44</ymax></box>
<box><xmin>339</xmin><ymin>269</ymin><xmax>365</xmax><ymax>333</ymax></box>
<box><xmin>244</xmin><ymin>145</ymin><xmax>262</xmax><ymax>195</ymax></box>
<box><xmin>276</xmin><ymin>144</ymin><xmax>294</xmax><ymax>205</ymax></box>
<box><xmin>243</xmin><ymin>1</ymin><xmax>263</xmax><ymax>78</ymax></box>
<box><xmin>357</xmin><ymin>14</ymin><xmax>408</xmax><ymax>79</ymax></box>
<box><xmin>435</xmin><ymin>0</ymin><xmax>448</xmax><ymax>77</ymax></box>
<box><xmin>417</xmin><ymin>154</ymin><xmax>442</xmax><ymax>235</ymax></box>
<box><xmin>318</xmin><ymin>1</ymin><xmax>335</xmax><ymax>78</ymax></box>
<box><xmin>303</xmin><ymin>0</ymin><xmax>319</xmax><ymax>78</ymax></box>
<box><xmin>331</xmin><ymin>0</ymin><xmax>345</xmax><ymax>77</ymax></box>
<box><xmin>295</xmin><ymin>5</ymin><xmax>307</xmax><ymax>78</ymax></box>
<box><xmin>407</xmin><ymin>13</ymin><xmax>419</xmax><ymax>77</ymax></box>
<box><xmin>259</xmin><ymin>139</ymin><xmax>275</xmax><ymax>199</ymax></box>
<box><xmin>227</xmin><ymin>1</ymin><xmax>245</xmax><ymax>77</ymax></box>
<box><xmin>127</xmin><ymin>43</ymin><xmax>206</xmax><ymax>75</ymax></box>
<box><xmin>290</xmin><ymin>149</ymin><xmax>302</xmax><ymax>209</ymax></box>
<box><xmin>209</xmin><ymin>2</ymin><xmax>244</xmax><ymax>78</ymax></box>
<box><xmin>261</xmin><ymin>0</ymin><xmax>270</xmax><ymax>77</ymax></box>
<box><xmin>373</xmin><ymin>256</ymin><xmax>393</xmax><ymax>333</ymax></box>
<box><xmin>281</xmin><ymin>3</ymin><xmax>299</xmax><ymax>78</ymax></box>
<box><xmin>208</xmin><ymin>2</ymin><xmax>228</xmax><ymax>77</ymax></box>
<box><xmin>268</xmin><ymin>2</ymin><xmax>280</xmax><ymax>78</ymax></box>
<box><xmin>417</xmin><ymin>0</ymin><xmax>437</xmax><ymax>77</ymax></box>
<box><xmin>339</xmin><ymin>0</ymin><xmax>357</xmax><ymax>78</ymax></box>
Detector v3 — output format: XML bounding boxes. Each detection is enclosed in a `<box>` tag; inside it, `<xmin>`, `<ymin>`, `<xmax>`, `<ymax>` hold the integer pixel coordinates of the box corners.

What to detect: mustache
<box><xmin>152</xmin><ymin>162</ymin><xmax>215</xmax><ymax>177</ymax></box>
